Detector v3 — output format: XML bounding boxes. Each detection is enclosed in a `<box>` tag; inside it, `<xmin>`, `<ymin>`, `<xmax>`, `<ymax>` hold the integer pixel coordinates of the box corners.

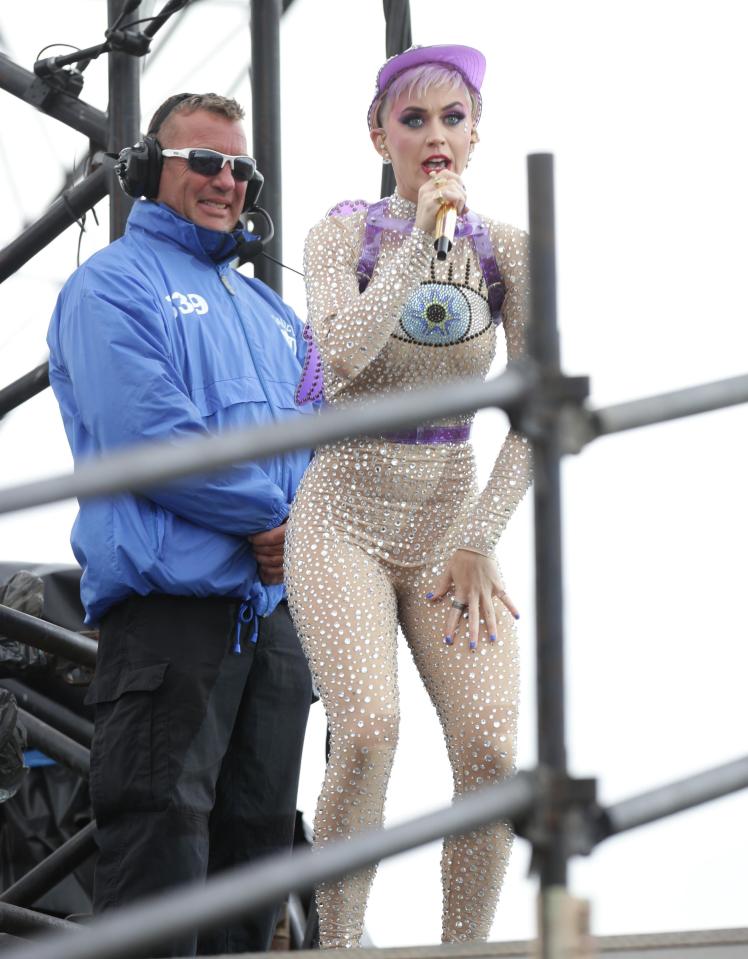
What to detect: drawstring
<box><xmin>234</xmin><ymin>601</ymin><xmax>257</xmax><ymax>654</ymax></box>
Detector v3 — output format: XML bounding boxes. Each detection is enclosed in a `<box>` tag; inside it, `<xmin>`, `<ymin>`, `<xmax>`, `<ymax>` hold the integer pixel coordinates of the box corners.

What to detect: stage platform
<box><xmin>258</xmin><ymin>929</ymin><xmax>748</xmax><ymax>958</ymax></box>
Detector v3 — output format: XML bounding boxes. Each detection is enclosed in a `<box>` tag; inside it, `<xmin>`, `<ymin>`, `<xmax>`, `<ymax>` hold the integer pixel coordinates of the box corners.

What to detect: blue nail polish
<box><xmin>425</xmin><ymin>592</ymin><xmax>434</xmax><ymax>600</ymax></box>
<box><xmin>489</xmin><ymin>633</ymin><xmax>497</xmax><ymax>642</ymax></box>
<box><xmin>514</xmin><ymin>613</ymin><xmax>520</xmax><ymax>621</ymax></box>
<box><xmin>469</xmin><ymin>640</ymin><xmax>477</xmax><ymax>650</ymax></box>
<box><xmin>444</xmin><ymin>635</ymin><xmax>453</xmax><ymax>646</ymax></box>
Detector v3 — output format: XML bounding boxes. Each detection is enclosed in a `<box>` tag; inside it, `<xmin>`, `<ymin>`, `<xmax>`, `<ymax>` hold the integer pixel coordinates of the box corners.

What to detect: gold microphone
<box><xmin>434</xmin><ymin>203</ymin><xmax>457</xmax><ymax>260</ymax></box>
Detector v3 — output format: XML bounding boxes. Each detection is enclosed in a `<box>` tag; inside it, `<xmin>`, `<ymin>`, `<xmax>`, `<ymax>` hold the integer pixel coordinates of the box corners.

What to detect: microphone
<box><xmin>434</xmin><ymin>203</ymin><xmax>457</xmax><ymax>260</ymax></box>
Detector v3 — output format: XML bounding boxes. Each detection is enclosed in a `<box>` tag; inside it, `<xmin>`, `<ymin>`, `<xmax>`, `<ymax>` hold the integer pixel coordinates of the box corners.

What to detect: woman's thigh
<box><xmin>396</xmin><ymin>564</ymin><xmax>519</xmax><ymax>783</ymax></box>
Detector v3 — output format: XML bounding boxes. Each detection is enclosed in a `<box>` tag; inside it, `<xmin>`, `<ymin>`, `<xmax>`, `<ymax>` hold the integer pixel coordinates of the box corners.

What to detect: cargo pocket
<box><xmin>85</xmin><ymin>662</ymin><xmax>170</xmax><ymax>819</ymax></box>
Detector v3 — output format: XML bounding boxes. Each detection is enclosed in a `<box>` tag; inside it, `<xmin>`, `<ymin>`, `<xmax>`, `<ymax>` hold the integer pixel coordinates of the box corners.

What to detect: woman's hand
<box><xmin>426</xmin><ymin>548</ymin><xmax>519</xmax><ymax>650</ymax></box>
<box><xmin>415</xmin><ymin>169</ymin><xmax>468</xmax><ymax>235</ymax></box>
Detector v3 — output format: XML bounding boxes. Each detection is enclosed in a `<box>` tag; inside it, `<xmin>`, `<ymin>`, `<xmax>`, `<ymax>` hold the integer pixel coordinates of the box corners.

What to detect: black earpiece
<box><xmin>114</xmin><ymin>135</ymin><xmax>164</xmax><ymax>201</ymax></box>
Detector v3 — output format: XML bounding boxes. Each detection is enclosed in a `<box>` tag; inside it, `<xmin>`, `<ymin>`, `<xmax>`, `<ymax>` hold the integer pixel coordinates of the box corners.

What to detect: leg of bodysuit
<box><xmin>398</xmin><ymin>565</ymin><xmax>519</xmax><ymax>943</ymax></box>
<box><xmin>286</xmin><ymin>526</ymin><xmax>400</xmax><ymax>949</ymax></box>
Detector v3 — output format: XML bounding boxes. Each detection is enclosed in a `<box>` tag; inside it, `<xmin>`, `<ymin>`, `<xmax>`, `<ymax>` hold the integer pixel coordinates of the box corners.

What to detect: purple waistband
<box><xmin>381</xmin><ymin>425</ymin><xmax>471</xmax><ymax>445</ymax></box>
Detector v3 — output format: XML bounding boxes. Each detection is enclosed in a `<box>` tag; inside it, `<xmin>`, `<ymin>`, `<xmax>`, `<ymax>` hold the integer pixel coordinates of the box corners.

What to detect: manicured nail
<box><xmin>425</xmin><ymin>592</ymin><xmax>434</xmax><ymax>600</ymax></box>
<box><xmin>489</xmin><ymin>633</ymin><xmax>497</xmax><ymax>643</ymax></box>
<box><xmin>469</xmin><ymin>640</ymin><xmax>477</xmax><ymax>650</ymax></box>
<box><xmin>444</xmin><ymin>635</ymin><xmax>453</xmax><ymax>645</ymax></box>
<box><xmin>513</xmin><ymin>613</ymin><xmax>520</xmax><ymax>620</ymax></box>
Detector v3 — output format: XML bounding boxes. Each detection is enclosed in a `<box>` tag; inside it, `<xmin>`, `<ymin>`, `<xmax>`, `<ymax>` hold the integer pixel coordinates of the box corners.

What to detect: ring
<box><xmin>436</xmin><ymin>190</ymin><xmax>444</xmax><ymax>203</ymax></box>
<box><xmin>451</xmin><ymin>599</ymin><xmax>468</xmax><ymax>611</ymax></box>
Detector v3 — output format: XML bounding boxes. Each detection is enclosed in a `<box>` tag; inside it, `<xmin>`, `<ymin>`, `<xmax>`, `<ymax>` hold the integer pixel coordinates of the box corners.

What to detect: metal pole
<box><xmin>0</xmin><ymin>774</ymin><xmax>537</xmax><ymax>959</ymax></box>
<box><xmin>250</xmin><ymin>0</ymin><xmax>283</xmax><ymax>293</ymax></box>
<box><xmin>593</xmin><ymin>373</ymin><xmax>748</xmax><ymax>438</ymax></box>
<box><xmin>605</xmin><ymin>755</ymin><xmax>748</xmax><ymax>837</ymax></box>
<box><xmin>17</xmin><ymin>709</ymin><xmax>90</xmax><ymax>778</ymax></box>
<box><xmin>0</xmin><ymin>901</ymin><xmax>78</xmax><ymax>936</ymax></box>
<box><xmin>0</xmin><ymin>54</ymin><xmax>107</xmax><ymax>143</ymax></box>
<box><xmin>107</xmin><ymin>0</ymin><xmax>141</xmax><ymax>240</ymax></box>
<box><xmin>379</xmin><ymin>0</ymin><xmax>412</xmax><ymax>198</ymax></box>
<box><xmin>0</xmin><ymin>363</ymin><xmax>50</xmax><ymax>419</ymax></box>
<box><xmin>0</xmin><ymin>165</ymin><xmax>110</xmax><ymax>284</ymax></box>
<box><xmin>0</xmin><ymin>604</ymin><xmax>97</xmax><ymax>668</ymax></box>
<box><xmin>527</xmin><ymin>153</ymin><xmax>568</xmax><ymax>957</ymax></box>
<box><xmin>0</xmin><ymin>366</ymin><xmax>533</xmax><ymax>517</ymax></box>
<box><xmin>0</xmin><ymin>822</ymin><xmax>97</xmax><ymax>909</ymax></box>
<box><xmin>0</xmin><ymin>679</ymin><xmax>93</xmax><ymax>747</ymax></box>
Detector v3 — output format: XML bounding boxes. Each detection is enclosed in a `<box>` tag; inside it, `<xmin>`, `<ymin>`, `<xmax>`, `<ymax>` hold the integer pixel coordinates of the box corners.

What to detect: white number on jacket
<box><xmin>165</xmin><ymin>292</ymin><xmax>210</xmax><ymax>317</ymax></box>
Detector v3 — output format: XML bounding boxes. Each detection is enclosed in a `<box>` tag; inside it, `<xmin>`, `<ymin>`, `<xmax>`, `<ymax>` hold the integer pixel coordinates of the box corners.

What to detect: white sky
<box><xmin>1</xmin><ymin>0</ymin><xmax>747</xmax><ymax>946</ymax></box>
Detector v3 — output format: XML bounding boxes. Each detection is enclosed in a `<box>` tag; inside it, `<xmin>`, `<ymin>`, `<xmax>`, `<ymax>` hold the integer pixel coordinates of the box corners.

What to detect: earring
<box><xmin>382</xmin><ymin>149</ymin><xmax>392</xmax><ymax>165</ymax></box>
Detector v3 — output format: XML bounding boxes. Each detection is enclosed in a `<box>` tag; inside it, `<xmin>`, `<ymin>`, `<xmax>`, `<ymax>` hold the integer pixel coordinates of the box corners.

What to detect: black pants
<box><xmin>86</xmin><ymin>594</ymin><xmax>312</xmax><ymax>957</ymax></box>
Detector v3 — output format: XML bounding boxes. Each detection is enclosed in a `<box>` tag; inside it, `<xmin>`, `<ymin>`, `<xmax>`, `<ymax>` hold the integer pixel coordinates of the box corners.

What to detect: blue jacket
<box><xmin>47</xmin><ymin>200</ymin><xmax>314</xmax><ymax>624</ymax></box>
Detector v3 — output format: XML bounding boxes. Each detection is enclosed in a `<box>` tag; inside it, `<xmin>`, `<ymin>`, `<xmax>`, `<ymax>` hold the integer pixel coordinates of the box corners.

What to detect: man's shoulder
<box><xmin>66</xmin><ymin>234</ymin><xmax>143</xmax><ymax>290</ymax></box>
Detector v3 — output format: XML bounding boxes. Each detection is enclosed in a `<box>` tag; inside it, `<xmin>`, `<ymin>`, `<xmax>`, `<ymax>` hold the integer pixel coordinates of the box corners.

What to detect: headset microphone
<box><xmin>235</xmin><ymin>204</ymin><xmax>275</xmax><ymax>264</ymax></box>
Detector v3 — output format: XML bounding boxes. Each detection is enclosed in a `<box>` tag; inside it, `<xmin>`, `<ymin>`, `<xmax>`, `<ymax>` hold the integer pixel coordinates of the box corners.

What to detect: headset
<box><xmin>113</xmin><ymin>93</ymin><xmax>265</xmax><ymax>216</ymax></box>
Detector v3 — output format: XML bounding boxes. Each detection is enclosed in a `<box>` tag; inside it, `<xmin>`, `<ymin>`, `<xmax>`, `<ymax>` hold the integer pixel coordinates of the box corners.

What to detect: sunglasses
<box><xmin>161</xmin><ymin>148</ymin><xmax>256</xmax><ymax>182</ymax></box>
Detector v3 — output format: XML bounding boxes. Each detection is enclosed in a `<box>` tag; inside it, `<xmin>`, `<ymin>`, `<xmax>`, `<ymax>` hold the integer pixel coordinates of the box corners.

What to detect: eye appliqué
<box><xmin>394</xmin><ymin>282</ymin><xmax>491</xmax><ymax>347</ymax></box>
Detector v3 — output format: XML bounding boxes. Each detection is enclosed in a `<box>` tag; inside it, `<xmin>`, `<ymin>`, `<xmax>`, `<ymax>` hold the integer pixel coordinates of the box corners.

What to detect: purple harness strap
<box><xmin>294</xmin><ymin>199</ymin><xmax>506</xmax><ymax>408</ymax></box>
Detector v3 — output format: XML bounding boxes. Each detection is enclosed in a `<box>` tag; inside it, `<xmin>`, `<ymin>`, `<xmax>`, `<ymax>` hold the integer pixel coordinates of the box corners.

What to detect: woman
<box><xmin>285</xmin><ymin>44</ymin><xmax>531</xmax><ymax>947</ymax></box>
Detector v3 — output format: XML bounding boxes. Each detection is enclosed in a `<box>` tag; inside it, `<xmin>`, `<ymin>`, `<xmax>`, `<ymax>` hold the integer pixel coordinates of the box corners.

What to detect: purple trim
<box><xmin>464</xmin><ymin>211</ymin><xmax>506</xmax><ymax>323</ymax></box>
<box><xmin>294</xmin><ymin>322</ymin><xmax>324</xmax><ymax>405</ymax></box>
<box><xmin>382</xmin><ymin>424</ymin><xmax>471</xmax><ymax>445</ymax></box>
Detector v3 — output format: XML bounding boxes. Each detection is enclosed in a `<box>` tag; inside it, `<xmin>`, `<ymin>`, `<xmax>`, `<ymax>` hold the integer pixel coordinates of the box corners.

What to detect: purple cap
<box><xmin>367</xmin><ymin>44</ymin><xmax>486</xmax><ymax>129</ymax></box>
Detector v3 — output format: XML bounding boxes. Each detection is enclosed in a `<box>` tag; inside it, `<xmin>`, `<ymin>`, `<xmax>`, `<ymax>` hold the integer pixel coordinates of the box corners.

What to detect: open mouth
<box><xmin>422</xmin><ymin>156</ymin><xmax>451</xmax><ymax>173</ymax></box>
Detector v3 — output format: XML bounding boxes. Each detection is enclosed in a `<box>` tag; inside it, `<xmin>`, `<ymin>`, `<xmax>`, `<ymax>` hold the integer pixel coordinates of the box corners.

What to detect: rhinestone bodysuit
<box><xmin>285</xmin><ymin>193</ymin><xmax>531</xmax><ymax>947</ymax></box>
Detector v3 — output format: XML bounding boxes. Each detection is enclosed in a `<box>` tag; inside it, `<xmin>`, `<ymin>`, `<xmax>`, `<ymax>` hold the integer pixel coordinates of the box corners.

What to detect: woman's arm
<box><xmin>460</xmin><ymin>222</ymin><xmax>533</xmax><ymax>556</ymax></box>
<box><xmin>428</xmin><ymin>222</ymin><xmax>533</xmax><ymax>648</ymax></box>
<box><xmin>303</xmin><ymin>211</ymin><xmax>434</xmax><ymax>398</ymax></box>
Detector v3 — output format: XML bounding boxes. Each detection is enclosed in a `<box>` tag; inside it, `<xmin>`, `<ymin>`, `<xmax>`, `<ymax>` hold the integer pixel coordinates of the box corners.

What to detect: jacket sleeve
<box><xmin>56</xmin><ymin>270</ymin><xmax>289</xmax><ymax>537</ymax></box>
<box><xmin>303</xmin><ymin>211</ymin><xmax>434</xmax><ymax>398</ymax></box>
<box><xmin>459</xmin><ymin>223</ymin><xmax>534</xmax><ymax>556</ymax></box>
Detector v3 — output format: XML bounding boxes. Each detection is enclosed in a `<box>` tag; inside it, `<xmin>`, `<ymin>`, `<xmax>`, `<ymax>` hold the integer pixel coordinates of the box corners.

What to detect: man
<box><xmin>47</xmin><ymin>93</ymin><xmax>315</xmax><ymax>956</ymax></box>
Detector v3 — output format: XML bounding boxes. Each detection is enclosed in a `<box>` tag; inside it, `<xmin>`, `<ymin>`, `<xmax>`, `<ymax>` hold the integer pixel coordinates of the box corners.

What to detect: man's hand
<box><xmin>248</xmin><ymin>521</ymin><xmax>287</xmax><ymax>585</ymax></box>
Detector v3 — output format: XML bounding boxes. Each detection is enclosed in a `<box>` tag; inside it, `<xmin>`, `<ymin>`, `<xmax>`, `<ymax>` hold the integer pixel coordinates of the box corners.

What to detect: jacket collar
<box><xmin>125</xmin><ymin>200</ymin><xmax>252</xmax><ymax>264</ymax></box>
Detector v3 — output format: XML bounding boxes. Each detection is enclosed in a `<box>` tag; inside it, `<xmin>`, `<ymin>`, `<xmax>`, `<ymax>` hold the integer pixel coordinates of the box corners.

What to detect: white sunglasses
<box><xmin>161</xmin><ymin>148</ymin><xmax>256</xmax><ymax>182</ymax></box>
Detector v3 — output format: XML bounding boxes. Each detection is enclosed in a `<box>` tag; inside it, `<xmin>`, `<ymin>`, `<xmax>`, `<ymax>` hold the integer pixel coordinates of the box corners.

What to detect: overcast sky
<box><xmin>1</xmin><ymin>0</ymin><xmax>747</xmax><ymax>946</ymax></box>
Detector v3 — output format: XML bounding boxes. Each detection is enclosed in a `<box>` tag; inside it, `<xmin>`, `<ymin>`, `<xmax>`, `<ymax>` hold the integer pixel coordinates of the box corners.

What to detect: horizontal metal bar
<box><xmin>0</xmin><ymin>364</ymin><xmax>533</xmax><ymax>518</ymax></box>
<box><xmin>0</xmin><ymin>679</ymin><xmax>93</xmax><ymax>747</ymax></box>
<box><xmin>605</xmin><ymin>754</ymin><xmax>748</xmax><ymax>837</ymax></box>
<box><xmin>0</xmin><ymin>772</ymin><xmax>537</xmax><ymax>959</ymax></box>
<box><xmin>0</xmin><ymin>54</ymin><xmax>108</xmax><ymax>143</ymax></box>
<box><xmin>0</xmin><ymin>901</ymin><xmax>78</xmax><ymax>936</ymax></box>
<box><xmin>0</xmin><ymin>821</ymin><xmax>97</xmax><ymax>908</ymax></box>
<box><xmin>0</xmin><ymin>363</ymin><xmax>50</xmax><ymax>419</ymax></box>
<box><xmin>0</xmin><ymin>604</ymin><xmax>97</xmax><ymax>668</ymax></box>
<box><xmin>17</xmin><ymin>709</ymin><xmax>90</xmax><ymax>778</ymax></box>
<box><xmin>0</xmin><ymin>163</ymin><xmax>110</xmax><ymax>284</ymax></box>
<box><xmin>592</xmin><ymin>374</ymin><xmax>748</xmax><ymax>438</ymax></box>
